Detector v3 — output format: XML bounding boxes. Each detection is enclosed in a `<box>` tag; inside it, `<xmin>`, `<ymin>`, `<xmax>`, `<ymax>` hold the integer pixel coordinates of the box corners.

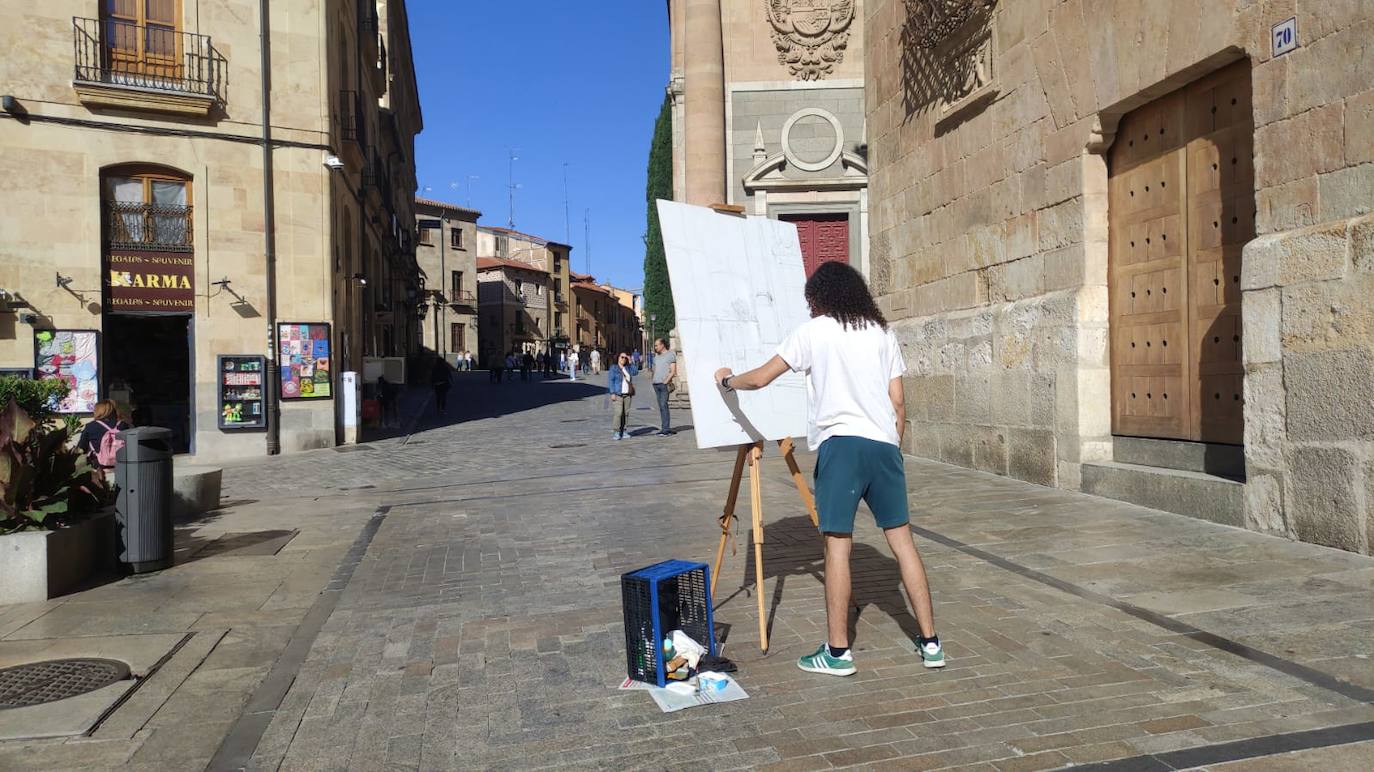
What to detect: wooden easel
<box><xmin>711</xmin><ymin>437</ymin><xmax>820</xmax><ymax>654</ymax></box>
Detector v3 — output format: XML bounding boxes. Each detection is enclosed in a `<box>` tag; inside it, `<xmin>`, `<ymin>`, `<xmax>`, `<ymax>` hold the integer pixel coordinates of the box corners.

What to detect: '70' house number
<box><xmin>1272</xmin><ymin>17</ymin><xmax>1298</xmax><ymax>58</ymax></box>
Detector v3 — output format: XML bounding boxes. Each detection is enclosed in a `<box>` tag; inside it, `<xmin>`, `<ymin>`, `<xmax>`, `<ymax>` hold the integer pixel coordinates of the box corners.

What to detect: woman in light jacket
<box><xmin>607</xmin><ymin>351</ymin><xmax>638</xmax><ymax>441</ymax></box>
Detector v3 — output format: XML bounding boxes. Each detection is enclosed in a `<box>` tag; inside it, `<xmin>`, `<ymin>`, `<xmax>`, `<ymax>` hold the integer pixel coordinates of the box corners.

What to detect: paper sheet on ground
<box><xmin>616</xmin><ymin>674</ymin><xmax>750</xmax><ymax>712</ymax></box>
<box><xmin>650</xmin><ymin>675</ymin><xmax>749</xmax><ymax>713</ymax></box>
<box><xmin>656</xmin><ymin>200</ymin><xmax>810</xmax><ymax>449</ymax></box>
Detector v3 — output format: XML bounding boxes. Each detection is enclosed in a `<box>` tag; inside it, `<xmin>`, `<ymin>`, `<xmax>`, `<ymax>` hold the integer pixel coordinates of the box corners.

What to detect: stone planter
<box><xmin>0</xmin><ymin>510</ymin><xmax>115</xmax><ymax>604</ymax></box>
<box><xmin>172</xmin><ymin>464</ymin><xmax>223</xmax><ymax>519</ymax></box>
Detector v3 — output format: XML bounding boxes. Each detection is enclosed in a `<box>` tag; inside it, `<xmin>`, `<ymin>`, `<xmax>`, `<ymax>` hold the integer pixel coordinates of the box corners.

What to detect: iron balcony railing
<box><xmin>73</xmin><ymin>17</ymin><xmax>225</xmax><ymax>102</ymax></box>
<box><xmin>359</xmin><ymin>1</ymin><xmax>379</xmax><ymax>33</ymax></box>
<box><xmin>106</xmin><ymin>201</ymin><xmax>194</xmax><ymax>252</ymax></box>
<box><xmin>338</xmin><ymin>90</ymin><xmax>366</xmax><ymax>145</ymax></box>
<box><xmin>448</xmin><ymin>290</ymin><xmax>477</xmax><ymax>306</ymax></box>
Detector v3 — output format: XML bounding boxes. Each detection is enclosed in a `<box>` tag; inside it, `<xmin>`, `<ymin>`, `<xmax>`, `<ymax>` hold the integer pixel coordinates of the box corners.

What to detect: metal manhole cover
<box><xmin>0</xmin><ymin>658</ymin><xmax>131</xmax><ymax>710</ymax></box>
<box><xmin>549</xmin><ymin>443</ymin><xmax>586</xmax><ymax>449</ymax></box>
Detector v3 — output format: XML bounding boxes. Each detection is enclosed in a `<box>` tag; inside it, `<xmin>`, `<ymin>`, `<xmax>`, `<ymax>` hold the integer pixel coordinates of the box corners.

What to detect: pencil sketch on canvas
<box><xmin>656</xmin><ymin>200</ymin><xmax>810</xmax><ymax>450</ymax></box>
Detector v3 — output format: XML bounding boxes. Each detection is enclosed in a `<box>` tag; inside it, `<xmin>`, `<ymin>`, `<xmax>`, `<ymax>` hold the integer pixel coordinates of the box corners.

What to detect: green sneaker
<box><xmin>797</xmin><ymin>644</ymin><xmax>856</xmax><ymax>676</ymax></box>
<box><xmin>918</xmin><ymin>638</ymin><xmax>946</xmax><ymax>669</ymax></box>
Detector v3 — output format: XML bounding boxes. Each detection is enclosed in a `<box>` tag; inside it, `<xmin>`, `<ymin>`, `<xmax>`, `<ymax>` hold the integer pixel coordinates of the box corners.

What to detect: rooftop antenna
<box><xmin>465</xmin><ymin>175</ymin><xmax>479</xmax><ymax>208</ymax></box>
<box><xmin>584</xmin><ymin>209</ymin><xmax>591</xmax><ymax>276</ymax></box>
<box><xmin>507</xmin><ymin>149</ymin><xmax>519</xmax><ymax>228</ymax></box>
<box><xmin>562</xmin><ymin>163</ymin><xmax>572</xmax><ymax>243</ymax></box>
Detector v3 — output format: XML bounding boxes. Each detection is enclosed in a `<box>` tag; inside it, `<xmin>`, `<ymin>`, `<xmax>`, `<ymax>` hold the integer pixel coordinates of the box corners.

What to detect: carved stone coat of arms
<box><xmin>766</xmin><ymin>0</ymin><xmax>856</xmax><ymax>81</ymax></box>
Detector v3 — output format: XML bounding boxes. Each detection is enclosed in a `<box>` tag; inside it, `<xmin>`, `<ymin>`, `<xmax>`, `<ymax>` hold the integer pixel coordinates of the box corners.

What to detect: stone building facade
<box><xmin>865</xmin><ymin>1</ymin><xmax>1374</xmax><ymax>554</ymax></box>
<box><xmin>475</xmin><ymin>225</ymin><xmax>573</xmax><ymax>357</ymax></box>
<box><xmin>476</xmin><ymin>257</ymin><xmax>550</xmax><ymax>364</ymax></box>
<box><xmin>415</xmin><ymin>198</ymin><xmax>480</xmax><ymax>363</ymax></box>
<box><xmin>668</xmin><ymin>0</ymin><xmax>870</xmax><ymax>276</ymax></box>
<box><xmin>566</xmin><ymin>275</ymin><xmax>642</xmax><ymax>356</ymax></box>
<box><xmin>0</xmin><ymin>0</ymin><xmax>422</xmax><ymax>460</ymax></box>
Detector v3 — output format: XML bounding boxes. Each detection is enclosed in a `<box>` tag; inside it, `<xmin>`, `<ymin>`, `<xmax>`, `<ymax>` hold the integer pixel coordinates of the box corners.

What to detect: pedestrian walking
<box><xmin>505</xmin><ymin>352</ymin><xmax>518</xmax><ymax>382</ymax></box>
<box><xmin>650</xmin><ymin>337</ymin><xmax>677</xmax><ymax>435</ymax></box>
<box><xmin>632</xmin><ymin>349</ymin><xmax>642</xmax><ymax>369</ymax></box>
<box><xmin>490</xmin><ymin>353</ymin><xmax>503</xmax><ymax>383</ymax></box>
<box><xmin>522</xmin><ymin>351</ymin><xmax>534</xmax><ymax>381</ymax></box>
<box><xmin>77</xmin><ymin>399</ymin><xmax>129</xmax><ymax>472</ymax></box>
<box><xmin>608</xmin><ymin>351</ymin><xmax>638</xmax><ymax>440</ymax></box>
<box><xmin>590</xmin><ymin>348</ymin><xmax>602</xmax><ymax>375</ymax></box>
<box><xmin>377</xmin><ymin>375</ymin><xmax>399</xmax><ymax>428</ymax></box>
<box><xmin>712</xmin><ymin>261</ymin><xmax>944</xmax><ymax>676</ymax></box>
<box><xmin>568</xmin><ymin>346</ymin><xmax>579</xmax><ymax>381</ymax></box>
<box><xmin>580</xmin><ymin>347</ymin><xmax>591</xmax><ymax>375</ymax></box>
<box><xmin>430</xmin><ymin>356</ymin><xmax>452</xmax><ymax>414</ymax></box>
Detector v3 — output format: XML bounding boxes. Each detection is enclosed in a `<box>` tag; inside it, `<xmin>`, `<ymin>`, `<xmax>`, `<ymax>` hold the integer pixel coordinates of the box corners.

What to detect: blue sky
<box><xmin>409</xmin><ymin>1</ymin><xmax>670</xmax><ymax>290</ymax></box>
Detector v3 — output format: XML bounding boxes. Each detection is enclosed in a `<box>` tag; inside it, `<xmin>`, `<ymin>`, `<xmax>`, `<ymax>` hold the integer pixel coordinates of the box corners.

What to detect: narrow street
<box><xmin>3</xmin><ymin>372</ymin><xmax>1371</xmax><ymax>770</ymax></box>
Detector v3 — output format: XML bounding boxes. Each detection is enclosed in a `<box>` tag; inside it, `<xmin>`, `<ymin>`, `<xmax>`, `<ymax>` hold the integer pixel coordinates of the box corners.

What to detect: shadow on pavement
<box><xmin>716</xmin><ymin>514</ymin><xmax>924</xmax><ymax>649</ymax></box>
<box><xmin>363</xmin><ymin>371</ymin><xmax>608</xmax><ymax>440</ymax></box>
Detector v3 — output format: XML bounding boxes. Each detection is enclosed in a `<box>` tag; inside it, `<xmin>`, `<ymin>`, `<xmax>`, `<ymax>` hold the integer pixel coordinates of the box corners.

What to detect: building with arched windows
<box><xmin>0</xmin><ymin>1</ymin><xmax>423</xmax><ymax>459</ymax></box>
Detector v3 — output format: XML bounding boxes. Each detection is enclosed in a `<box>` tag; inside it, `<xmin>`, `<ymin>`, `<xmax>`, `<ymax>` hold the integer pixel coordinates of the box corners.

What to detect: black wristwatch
<box><xmin>720</xmin><ymin>376</ymin><xmax>734</xmax><ymax>391</ymax></box>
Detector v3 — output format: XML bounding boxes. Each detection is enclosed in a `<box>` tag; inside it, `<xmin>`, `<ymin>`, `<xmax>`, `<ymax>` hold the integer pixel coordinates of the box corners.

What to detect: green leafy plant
<box><xmin>642</xmin><ymin>93</ymin><xmax>676</xmax><ymax>335</ymax></box>
<box><xmin>0</xmin><ymin>398</ymin><xmax>110</xmax><ymax>533</ymax></box>
<box><xmin>0</xmin><ymin>376</ymin><xmax>70</xmax><ymax>427</ymax></box>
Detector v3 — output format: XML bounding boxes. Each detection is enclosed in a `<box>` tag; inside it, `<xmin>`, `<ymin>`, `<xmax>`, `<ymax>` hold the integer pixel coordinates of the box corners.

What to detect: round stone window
<box><xmin>782</xmin><ymin>108</ymin><xmax>845</xmax><ymax>173</ymax></box>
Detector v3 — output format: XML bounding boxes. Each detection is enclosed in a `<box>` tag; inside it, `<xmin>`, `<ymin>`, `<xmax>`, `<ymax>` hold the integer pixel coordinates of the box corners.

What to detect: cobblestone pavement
<box><xmin>3</xmin><ymin>371</ymin><xmax>1373</xmax><ymax>770</ymax></box>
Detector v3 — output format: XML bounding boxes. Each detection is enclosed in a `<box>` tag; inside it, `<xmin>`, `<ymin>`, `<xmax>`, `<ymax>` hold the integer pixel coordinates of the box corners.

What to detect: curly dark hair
<box><xmin>803</xmin><ymin>261</ymin><xmax>887</xmax><ymax>330</ymax></box>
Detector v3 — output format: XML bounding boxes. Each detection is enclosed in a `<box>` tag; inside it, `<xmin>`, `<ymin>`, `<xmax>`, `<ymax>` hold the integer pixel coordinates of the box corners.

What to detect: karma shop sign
<box><xmin>106</xmin><ymin>252</ymin><xmax>195</xmax><ymax>311</ymax></box>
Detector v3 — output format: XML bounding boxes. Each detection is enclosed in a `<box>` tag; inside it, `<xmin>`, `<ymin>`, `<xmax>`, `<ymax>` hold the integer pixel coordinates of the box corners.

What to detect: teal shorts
<box><xmin>814</xmin><ymin>436</ymin><xmax>910</xmax><ymax>534</ymax></box>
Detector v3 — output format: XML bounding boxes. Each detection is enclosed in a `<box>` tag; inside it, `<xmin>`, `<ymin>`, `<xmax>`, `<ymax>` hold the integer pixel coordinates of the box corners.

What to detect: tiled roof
<box><xmin>478</xmin><ymin>225</ymin><xmax>549</xmax><ymax>245</ymax></box>
<box><xmin>477</xmin><ymin>257</ymin><xmax>550</xmax><ymax>274</ymax></box>
<box><xmin>414</xmin><ymin>197</ymin><xmax>481</xmax><ymax>217</ymax></box>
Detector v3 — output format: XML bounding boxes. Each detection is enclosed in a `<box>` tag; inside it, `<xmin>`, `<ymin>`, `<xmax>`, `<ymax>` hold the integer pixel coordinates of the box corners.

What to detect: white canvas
<box><xmin>656</xmin><ymin>200</ymin><xmax>810</xmax><ymax>449</ymax></box>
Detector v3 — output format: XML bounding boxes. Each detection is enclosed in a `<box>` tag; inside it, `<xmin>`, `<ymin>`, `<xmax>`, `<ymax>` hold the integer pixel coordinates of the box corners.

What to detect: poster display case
<box><xmin>218</xmin><ymin>355</ymin><xmax>267</xmax><ymax>429</ymax></box>
<box><xmin>33</xmin><ymin>330</ymin><xmax>100</xmax><ymax>414</ymax></box>
<box><xmin>277</xmin><ymin>322</ymin><xmax>332</xmax><ymax>400</ymax></box>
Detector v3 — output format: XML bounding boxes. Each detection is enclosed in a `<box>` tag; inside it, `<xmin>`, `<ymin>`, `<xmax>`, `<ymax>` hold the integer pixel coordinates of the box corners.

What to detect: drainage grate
<box><xmin>0</xmin><ymin>658</ymin><xmax>132</xmax><ymax>710</ymax></box>
<box><xmin>549</xmin><ymin>443</ymin><xmax>587</xmax><ymax>449</ymax></box>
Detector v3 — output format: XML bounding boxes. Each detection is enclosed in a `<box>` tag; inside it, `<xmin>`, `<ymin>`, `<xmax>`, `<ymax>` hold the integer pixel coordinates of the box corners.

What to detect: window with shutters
<box><xmin>72</xmin><ymin>1</ymin><xmax>225</xmax><ymax>113</ymax></box>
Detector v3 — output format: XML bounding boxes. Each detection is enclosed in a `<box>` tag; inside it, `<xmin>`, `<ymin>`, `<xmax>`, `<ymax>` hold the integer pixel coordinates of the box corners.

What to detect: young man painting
<box><xmin>713</xmin><ymin>261</ymin><xmax>945</xmax><ymax>675</ymax></box>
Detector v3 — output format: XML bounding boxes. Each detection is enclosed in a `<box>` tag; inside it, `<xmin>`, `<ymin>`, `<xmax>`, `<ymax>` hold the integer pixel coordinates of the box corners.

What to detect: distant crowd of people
<box><xmin>370</xmin><ymin>342</ymin><xmax>679</xmax><ymax>436</ymax></box>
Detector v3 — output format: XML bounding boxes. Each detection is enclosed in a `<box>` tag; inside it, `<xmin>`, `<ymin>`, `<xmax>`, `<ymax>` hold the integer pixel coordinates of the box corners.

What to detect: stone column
<box><xmin>683</xmin><ymin>0</ymin><xmax>726</xmax><ymax>205</ymax></box>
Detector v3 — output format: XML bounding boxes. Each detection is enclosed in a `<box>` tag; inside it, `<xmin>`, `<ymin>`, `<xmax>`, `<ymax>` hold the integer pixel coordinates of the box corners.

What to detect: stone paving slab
<box><xmin>218</xmin><ymin>374</ymin><xmax>1374</xmax><ymax>771</ymax></box>
<box><xmin>3</xmin><ymin>372</ymin><xmax>1372</xmax><ymax>770</ymax></box>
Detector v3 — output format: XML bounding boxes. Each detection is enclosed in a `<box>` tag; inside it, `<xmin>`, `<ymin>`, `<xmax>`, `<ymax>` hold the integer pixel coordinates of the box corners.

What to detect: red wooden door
<box><xmin>782</xmin><ymin>214</ymin><xmax>849</xmax><ymax>277</ymax></box>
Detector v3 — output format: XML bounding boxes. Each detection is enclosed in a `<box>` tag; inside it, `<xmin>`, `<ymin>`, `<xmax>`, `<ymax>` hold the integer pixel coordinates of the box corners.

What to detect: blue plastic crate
<box><xmin>621</xmin><ymin>560</ymin><xmax>716</xmax><ymax>686</ymax></box>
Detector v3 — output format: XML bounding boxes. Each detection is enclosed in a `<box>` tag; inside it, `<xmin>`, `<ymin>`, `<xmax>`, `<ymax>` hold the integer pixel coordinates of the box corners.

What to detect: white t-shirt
<box><xmin>776</xmin><ymin>315</ymin><xmax>906</xmax><ymax>451</ymax></box>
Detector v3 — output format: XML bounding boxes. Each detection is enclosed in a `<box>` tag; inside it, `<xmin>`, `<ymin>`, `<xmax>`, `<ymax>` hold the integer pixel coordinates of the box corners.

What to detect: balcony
<box><xmin>358</xmin><ymin>3</ymin><xmax>383</xmax><ymax>94</ymax></box>
<box><xmin>72</xmin><ymin>17</ymin><xmax>225</xmax><ymax>116</ymax></box>
<box><xmin>448</xmin><ymin>290</ymin><xmax>477</xmax><ymax>309</ymax></box>
<box><xmin>338</xmin><ymin>90</ymin><xmax>367</xmax><ymax>150</ymax></box>
<box><xmin>362</xmin><ymin>155</ymin><xmax>390</xmax><ymax>199</ymax></box>
<box><xmin>105</xmin><ymin>201</ymin><xmax>194</xmax><ymax>252</ymax></box>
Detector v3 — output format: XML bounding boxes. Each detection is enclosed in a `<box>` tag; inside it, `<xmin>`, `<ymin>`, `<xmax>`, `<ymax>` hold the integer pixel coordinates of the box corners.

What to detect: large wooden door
<box><xmin>1109</xmin><ymin>61</ymin><xmax>1252</xmax><ymax>444</ymax></box>
<box><xmin>782</xmin><ymin>214</ymin><xmax>850</xmax><ymax>277</ymax></box>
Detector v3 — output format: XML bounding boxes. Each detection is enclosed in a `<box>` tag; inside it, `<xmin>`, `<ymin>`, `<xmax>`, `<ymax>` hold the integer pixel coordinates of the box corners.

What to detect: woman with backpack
<box><xmin>77</xmin><ymin>399</ymin><xmax>129</xmax><ymax>471</ymax></box>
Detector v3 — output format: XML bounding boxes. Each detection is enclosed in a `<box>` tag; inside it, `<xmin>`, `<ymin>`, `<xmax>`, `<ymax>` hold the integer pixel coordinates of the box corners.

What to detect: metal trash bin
<box><xmin>114</xmin><ymin>426</ymin><xmax>175</xmax><ymax>573</ymax></box>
